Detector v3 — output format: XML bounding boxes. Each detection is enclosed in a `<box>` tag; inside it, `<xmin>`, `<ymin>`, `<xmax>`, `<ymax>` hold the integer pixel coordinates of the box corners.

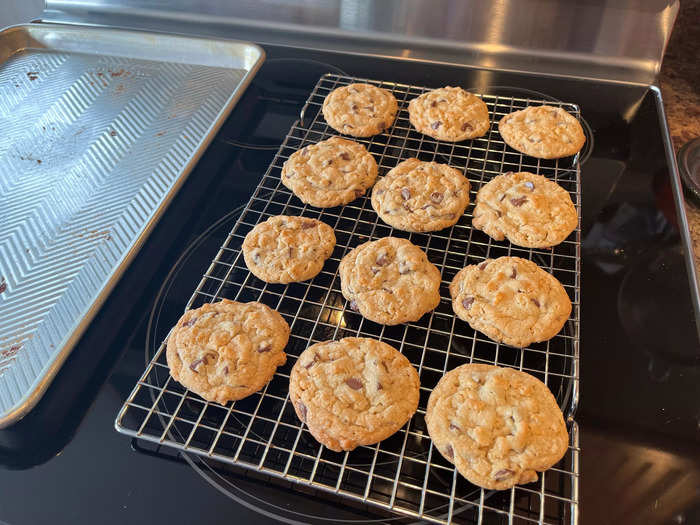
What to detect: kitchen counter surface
<box><xmin>659</xmin><ymin>0</ymin><xmax>700</xmax><ymax>272</ymax></box>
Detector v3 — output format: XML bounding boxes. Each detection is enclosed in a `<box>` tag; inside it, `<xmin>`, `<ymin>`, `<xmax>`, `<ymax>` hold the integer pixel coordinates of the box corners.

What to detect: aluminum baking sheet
<box><xmin>0</xmin><ymin>23</ymin><xmax>264</xmax><ymax>427</ymax></box>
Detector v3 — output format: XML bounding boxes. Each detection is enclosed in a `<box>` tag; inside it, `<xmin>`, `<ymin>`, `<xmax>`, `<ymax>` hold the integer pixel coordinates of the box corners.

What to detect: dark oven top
<box><xmin>0</xmin><ymin>44</ymin><xmax>698</xmax><ymax>525</ymax></box>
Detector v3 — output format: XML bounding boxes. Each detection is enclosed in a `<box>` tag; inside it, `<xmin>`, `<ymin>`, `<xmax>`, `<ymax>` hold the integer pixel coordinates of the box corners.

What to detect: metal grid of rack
<box><xmin>116</xmin><ymin>73</ymin><xmax>582</xmax><ymax>524</ymax></box>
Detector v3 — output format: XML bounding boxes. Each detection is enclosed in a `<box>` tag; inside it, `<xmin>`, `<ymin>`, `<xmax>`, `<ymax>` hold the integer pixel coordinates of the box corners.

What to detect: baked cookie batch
<box><xmin>166</xmin><ymin>82</ymin><xmax>583</xmax><ymax>490</ymax></box>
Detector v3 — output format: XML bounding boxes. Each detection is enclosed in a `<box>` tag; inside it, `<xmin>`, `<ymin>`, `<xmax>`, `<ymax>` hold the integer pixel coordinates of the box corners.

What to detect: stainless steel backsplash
<box><xmin>43</xmin><ymin>1</ymin><xmax>678</xmax><ymax>84</ymax></box>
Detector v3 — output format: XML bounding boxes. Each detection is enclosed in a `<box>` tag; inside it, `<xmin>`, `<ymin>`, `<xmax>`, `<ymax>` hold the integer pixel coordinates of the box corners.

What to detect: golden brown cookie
<box><xmin>281</xmin><ymin>137</ymin><xmax>378</xmax><ymax>208</ymax></box>
<box><xmin>243</xmin><ymin>216</ymin><xmax>336</xmax><ymax>283</ymax></box>
<box><xmin>472</xmin><ymin>171</ymin><xmax>577</xmax><ymax>248</ymax></box>
<box><xmin>166</xmin><ymin>300</ymin><xmax>289</xmax><ymax>404</ymax></box>
<box><xmin>449</xmin><ymin>257</ymin><xmax>571</xmax><ymax>347</ymax></box>
<box><xmin>498</xmin><ymin>105</ymin><xmax>585</xmax><ymax>159</ymax></box>
<box><xmin>339</xmin><ymin>237</ymin><xmax>441</xmax><ymax>325</ymax></box>
<box><xmin>425</xmin><ymin>363</ymin><xmax>568</xmax><ymax>490</ymax></box>
<box><xmin>289</xmin><ymin>337</ymin><xmax>420</xmax><ymax>452</ymax></box>
<box><xmin>408</xmin><ymin>86</ymin><xmax>490</xmax><ymax>141</ymax></box>
<box><xmin>322</xmin><ymin>83</ymin><xmax>398</xmax><ymax>137</ymax></box>
<box><xmin>371</xmin><ymin>158</ymin><xmax>470</xmax><ymax>232</ymax></box>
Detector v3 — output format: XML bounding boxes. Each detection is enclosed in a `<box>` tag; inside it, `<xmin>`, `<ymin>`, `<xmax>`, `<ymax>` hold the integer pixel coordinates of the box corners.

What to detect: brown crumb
<box><xmin>155</xmin><ymin>131</ymin><xmax>166</xmax><ymax>137</ymax></box>
<box><xmin>110</xmin><ymin>130</ymin><xmax>117</xmax><ymax>137</ymax></box>
<box><xmin>0</xmin><ymin>279</ymin><xmax>6</xmax><ymax>294</ymax></box>
<box><xmin>82</xmin><ymin>229</ymin><xmax>112</xmax><ymax>240</ymax></box>
<box><xmin>27</xmin><ymin>72</ymin><xmax>38</xmax><ymax>81</ymax></box>
<box><xmin>1</xmin><ymin>345</ymin><xmax>21</xmax><ymax>359</ymax></box>
<box><xmin>36</xmin><ymin>159</ymin><xmax>41</xmax><ymax>164</ymax></box>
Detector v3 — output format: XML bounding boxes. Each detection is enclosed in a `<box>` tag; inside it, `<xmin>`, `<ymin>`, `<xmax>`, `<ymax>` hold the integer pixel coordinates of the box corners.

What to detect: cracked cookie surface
<box><xmin>340</xmin><ymin>237</ymin><xmax>441</xmax><ymax>325</ymax></box>
<box><xmin>371</xmin><ymin>158</ymin><xmax>470</xmax><ymax>232</ymax></box>
<box><xmin>408</xmin><ymin>86</ymin><xmax>490</xmax><ymax>141</ymax></box>
<box><xmin>449</xmin><ymin>257</ymin><xmax>571</xmax><ymax>347</ymax></box>
<box><xmin>472</xmin><ymin>171</ymin><xmax>577</xmax><ymax>248</ymax></box>
<box><xmin>322</xmin><ymin>83</ymin><xmax>398</xmax><ymax>137</ymax></box>
<box><xmin>243</xmin><ymin>215</ymin><xmax>336</xmax><ymax>283</ymax></box>
<box><xmin>281</xmin><ymin>137</ymin><xmax>378</xmax><ymax>208</ymax></box>
<box><xmin>498</xmin><ymin>105</ymin><xmax>585</xmax><ymax>159</ymax></box>
<box><xmin>289</xmin><ymin>337</ymin><xmax>420</xmax><ymax>451</ymax></box>
<box><xmin>166</xmin><ymin>299</ymin><xmax>289</xmax><ymax>404</ymax></box>
<box><xmin>425</xmin><ymin>363</ymin><xmax>568</xmax><ymax>490</ymax></box>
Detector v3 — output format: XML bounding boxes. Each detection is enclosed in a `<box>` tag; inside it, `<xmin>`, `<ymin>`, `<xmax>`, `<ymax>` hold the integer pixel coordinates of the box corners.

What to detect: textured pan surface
<box><xmin>0</xmin><ymin>24</ymin><xmax>263</xmax><ymax>427</ymax></box>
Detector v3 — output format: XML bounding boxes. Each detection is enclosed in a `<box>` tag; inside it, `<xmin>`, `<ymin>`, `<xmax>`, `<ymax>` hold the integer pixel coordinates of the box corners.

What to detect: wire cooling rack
<box><xmin>116</xmin><ymin>74</ymin><xmax>582</xmax><ymax>524</ymax></box>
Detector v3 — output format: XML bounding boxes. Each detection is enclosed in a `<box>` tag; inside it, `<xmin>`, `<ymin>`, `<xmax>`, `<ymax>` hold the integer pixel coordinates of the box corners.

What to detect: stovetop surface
<box><xmin>1</xmin><ymin>44</ymin><xmax>699</xmax><ymax>525</ymax></box>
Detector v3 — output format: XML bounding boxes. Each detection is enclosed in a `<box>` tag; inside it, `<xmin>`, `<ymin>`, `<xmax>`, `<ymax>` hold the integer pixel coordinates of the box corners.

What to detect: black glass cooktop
<box><xmin>0</xmin><ymin>45</ymin><xmax>699</xmax><ymax>525</ymax></box>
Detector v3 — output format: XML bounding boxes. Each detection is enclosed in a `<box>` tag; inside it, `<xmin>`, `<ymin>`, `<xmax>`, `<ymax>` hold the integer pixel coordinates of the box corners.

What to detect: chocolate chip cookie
<box><xmin>371</xmin><ymin>158</ymin><xmax>470</xmax><ymax>232</ymax></box>
<box><xmin>339</xmin><ymin>237</ymin><xmax>441</xmax><ymax>325</ymax></box>
<box><xmin>243</xmin><ymin>216</ymin><xmax>336</xmax><ymax>283</ymax></box>
<box><xmin>449</xmin><ymin>257</ymin><xmax>571</xmax><ymax>347</ymax></box>
<box><xmin>166</xmin><ymin>299</ymin><xmax>289</xmax><ymax>404</ymax></box>
<box><xmin>498</xmin><ymin>105</ymin><xmax>585</xmax><ymax>159</ymax></box>
<box><xmin>425</xmin><ymin>363</ymin><xmax>568</xmax><ymax>490</ymax></box>
<box><xmin>472</xmin><ymin>171</ymin><xmax>577</xmax><ymax>248</ymax></box>
<box><xmin>408</xmin><ymin>86</ymin><xmax>490</xmax><ymax>141</ymax></box>
<box><xmin>289</xmin><ymin>337</ymin><xmax>420</xmax><ymax>452</ymax></box>
<box><xmin>281</xmin><ymin>137</ymin><xmax>378</xmax><ymax>208</ymax></box>
<box><xmin>322</xmin><ymin>83</ymin><xmax>398</xmax><ymax>137</ymax></box>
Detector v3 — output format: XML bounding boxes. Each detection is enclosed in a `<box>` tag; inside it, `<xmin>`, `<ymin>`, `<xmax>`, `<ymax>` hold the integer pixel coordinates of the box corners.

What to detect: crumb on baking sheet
<box><xmin>0</xmin><ymin>345</ymin><xmax>20</xmax><ymax>360</ymax></box>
